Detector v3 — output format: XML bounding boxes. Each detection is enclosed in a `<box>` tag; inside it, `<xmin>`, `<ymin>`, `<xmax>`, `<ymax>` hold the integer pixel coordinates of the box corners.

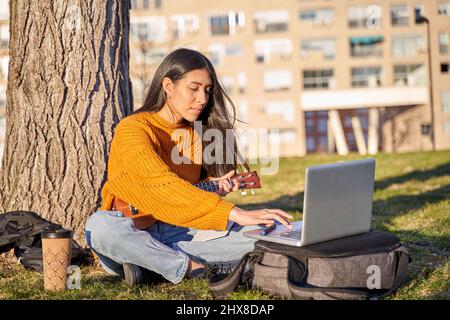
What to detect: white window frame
<box><xmin>0</xmin><ymin>0</ymin><xmax>8</xmax><ymax>20</ymax></box>
<box><xmin>262</xmin><ymin>100</ymin><xmax>295</xmax><ymax>123</ymax></box>
<box><xmin>392</xmin><ymin>34</ymin><xmax>426</xmax><ymax>57</ymax></box>
<box><xmin>394</xmin><ymin>64</ymin><xmax>426</xmax><ymax>86</ymax></box>
<box><xmin>300</xmin><ymin>38</ymin><xmax>336</xmax><ymax>59</ymax></box>
<box><xmin>130</xmin><ymin>16</ymin><xmax>167</xmax><ymax>42</ymax></box>
<box><xmin>170</xmin><ymin>14</ymin><xmax>199</xmax><ymax>39</ymax></box>
<box><xmin>351</xmin><ymin>67</ymin><xmax>382</xmax><ymax>88</ymax></box>
<box><xmin>263</xmin><ymin>70</ymin><xmax>293</xmax><ymax>92</ymax></box>
<box><xmin>303</xmin><ymin>69</ymin><xmax>335</xmax><ymax>90</ymax></box>
<box><xmin>438</xmin><ymin>2</ymin><xmax>450</xmax><ymax>15</ymax></box>
<box><xmin>299</xmin><ymin>8</ymin><xmax>334</xmax><ymax>26</ymax></box>
<box><xmin>442</xmin><ymin>91</ymin><xmax>450</xmax><ymax>114</ymax></box>
<box><xmin>391</xmin><ymin>4</ymin><xmax>409</xmax><ymax>26</ymax></box>
<box><xmin>254</xmin><ymin>38</ymin><xmax>292</xmax><ymax>63</ymax></box>
<box><xmin>347</xmin><ymin>5</ymin><xmax>382</xmax><ymax>29</ymax></box>
<box><xmin>253</xmin><ymin>10</ymin><xmax>289</xmax><ymax>33</ymax></box>
<box><xmin>208</xmin><ymin>11</ymin><xmax>245</xmax><ymax>36</ymax></box>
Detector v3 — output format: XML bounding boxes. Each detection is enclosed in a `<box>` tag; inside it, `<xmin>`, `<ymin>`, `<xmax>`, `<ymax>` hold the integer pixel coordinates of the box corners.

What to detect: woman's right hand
<box><xmin>228</xmin><ymin>207</ymin><xmax>293</xmax><ymax>228</ymax></box>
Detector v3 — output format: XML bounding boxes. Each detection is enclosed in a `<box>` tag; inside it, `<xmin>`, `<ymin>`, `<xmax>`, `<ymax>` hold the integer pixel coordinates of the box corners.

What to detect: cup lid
<box><xmin>41</xmin><ymin>229</ymin><xmax>73</xmax><ymax>239</ymax></box>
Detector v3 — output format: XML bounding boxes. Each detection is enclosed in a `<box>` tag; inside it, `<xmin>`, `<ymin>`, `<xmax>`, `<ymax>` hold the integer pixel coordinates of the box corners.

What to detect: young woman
<box><xmin>85</xmin><ymin>48</ymin><xmax>292</xmax><ymax>286</ymax></box>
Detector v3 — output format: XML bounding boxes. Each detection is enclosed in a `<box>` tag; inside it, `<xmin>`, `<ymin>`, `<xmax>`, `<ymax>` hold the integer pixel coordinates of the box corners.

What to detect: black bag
<box><xmin>209</xmin><ymin>231</ymin><xmax>411</xmax><ymax>300</ymax></box>
<box><xmin>0</xmin><ymin>210</ymin><xmax>90</xmax><ymax>272</ymax></box>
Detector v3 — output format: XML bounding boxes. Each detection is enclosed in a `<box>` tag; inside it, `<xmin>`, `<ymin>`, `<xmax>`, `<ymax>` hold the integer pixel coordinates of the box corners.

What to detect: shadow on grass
<box><xmin>373</xmin><ymin>184</ymin><xmax>450</xmax><ymax>216</ymax></box>
<box><xmin>375</xmin><ymin>162</ymin><xmax>450</xmax><ymax>191</ymax></box>
<box><xmin>238</xmin><ymin>182</ymin><xmax>449</xmax><ymax>248</ymax></box>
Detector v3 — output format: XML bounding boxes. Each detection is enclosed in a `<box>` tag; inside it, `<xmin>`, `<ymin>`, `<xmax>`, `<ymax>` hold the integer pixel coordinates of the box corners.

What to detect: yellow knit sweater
<box><xmin>100</xmin><ymin>112</ymin><xmax>235</xmax><ymax>231</ymax></box>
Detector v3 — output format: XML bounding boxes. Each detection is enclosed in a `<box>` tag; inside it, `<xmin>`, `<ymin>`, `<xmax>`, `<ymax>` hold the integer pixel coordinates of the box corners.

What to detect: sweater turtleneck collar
<box><xmin>148</xmin><ymin>112</ymin><xmax>192</xmax><ymax>130</ymax></box>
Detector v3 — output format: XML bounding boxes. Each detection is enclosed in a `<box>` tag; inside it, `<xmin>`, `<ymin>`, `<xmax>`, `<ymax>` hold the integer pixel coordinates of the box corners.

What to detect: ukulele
<box><xmin>113</xmin><ymin>171</ymin><xmax>262</xmax><ymax>229</ymax></box>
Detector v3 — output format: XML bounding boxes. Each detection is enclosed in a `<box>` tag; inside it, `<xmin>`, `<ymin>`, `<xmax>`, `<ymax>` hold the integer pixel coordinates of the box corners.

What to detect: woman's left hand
<box><xmin>212</xmin><ymin>170</ymin><xmax>239</xmax><ymax>197</ymax></box>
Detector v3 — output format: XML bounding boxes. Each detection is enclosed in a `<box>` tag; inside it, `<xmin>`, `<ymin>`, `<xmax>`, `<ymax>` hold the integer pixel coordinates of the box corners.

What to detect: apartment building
<box><xmin>128</xmin><ymin>0</ymin><xmax>450</xmax><ymax>157</ymax></box>
<box><xmin>0</xmin><ymin>0</ymin><xmax>449</xmax><ymax>158</ymax></box>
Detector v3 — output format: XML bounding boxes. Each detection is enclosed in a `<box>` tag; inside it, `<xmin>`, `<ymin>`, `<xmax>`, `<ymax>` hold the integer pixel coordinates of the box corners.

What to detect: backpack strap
<box><xmin>375</xmin><ymin>246</ymin><xmax>411</xmax><ymax>299</ymax></box>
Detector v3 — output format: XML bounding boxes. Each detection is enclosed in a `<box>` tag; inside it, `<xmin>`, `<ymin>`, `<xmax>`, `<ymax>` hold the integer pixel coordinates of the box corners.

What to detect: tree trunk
<box><xmin>0</xmin><ymin>0</ymin><xmax>132</xmax><ymax>243</ymax></box>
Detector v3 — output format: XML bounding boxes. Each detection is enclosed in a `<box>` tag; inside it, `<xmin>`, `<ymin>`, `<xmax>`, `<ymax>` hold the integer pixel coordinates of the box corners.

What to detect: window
<box><xmin>439</xmin><ymin>32</ymin><xmax>449</xmax><ymax>54</ymax></box>
<box><xmin>0</xmin><ymin>0</ymin><xmax>8</xmax><ymax>20</ymax></box>
<box><xmin>225</xmin><ymin>44</ymin><xmax>244</xmax><ymax>57</ymax></box>
<box><xmin>237</xmin><ymin>72</ymin><xmax>247</xmax><ymax>94</ymax></box>
<box><xmin>438</xmin><ymin>2</ymin><xmax>450</xmax><ymax>15</ymax></box>
<box><xmin>0</xmin><ymin>25</ymin><xmax>8</xmax><ymax>49</ymax></box>
<box><xmin>263</xmin><ymin>70</ymin><xmax>292</xmax><ymax>92</ymax></box>
<box><xmin>208</xmin><ymin>43</ymin><xmax>244</xmax><ymax>66</ymax></box>
<box><xmin>391</xmin><ymin>4</ymin><xmax>409</xmax><ymax>26</ymax></box>
<box><xmin>261</xmin><ymin>100</ymin><xmax>295</xmax><ymax>123</ymax></box>
<box><xmin>300</xmin><ymin>38</ymin><xmax>336</xmax><ymax>59</ymax></box>
<box><xmin>303</xmin><ymin>69</ymin><xmax>334</xmax><ymax>89</ymax></box>
<box><xmin>351</xmin><ymin>67</ymin><xmax>382</xmax><ymax>87</ymax></box>
<box><xmin>305</xmin><ymin>111</ymin><xmax>329</xmax><ymax>153</ymax></box>
<box><xmin>444</xmin><ymin>121</ymin><xmax>450</xmax><ymax>133</ymax></box>
<box><xmin>170</xmin><ymin>15</ymin><xmax>199</xmax><ymax>39</ymax></box>
<box><xmin>0</xmin><ymin>85</ymin><xmax>6</xmax><ymax>108</ymax></box>
<box><xmin>254</xmin><ymin>10</ymin><xmax>289</xmax><ymax>33</ymax></box>
<box><xmin>130</xmin><ymin>0</ymin><xmax>138</xmax><ymax>9</ymax></box>
<box><xmin>394</xmin><ymin>64</ymin><xmax>426</xmax><ymax>86</ymax></box>
<box><xmin>392</xmin><ymin>34</ymin><xmax>426</xmax><ymax>57</ymax></box>
<box><xmin>155</xmin><ymin>0</ymin><xmax>162</xmax><ymax>9</ymax></box>
<box><xmin>347</xmin><ymin>5</ymin><xmax>382</xmax><ymax>29</ymax></box>
<box><xmin>239</xmin><ymin>101</ymin><xmax>249</xmax><ymax>122</ymax></box>
<box><xmin>208</xmin><ymin>44</ymin><xmax>225</xmax><ymax>66</ymax></box>
<box><xmin>209</xmin><ymin>12</ymin><xmax>245</xmax><ymax>36</ymax></box>
<box><xmin>254</xmin><ymin>39</ymin><xmax>292</xmax><ymax>63</ymax></box>
<box><xmin>442</xmin><ymin>91</ymin><xmax>450</xmax><ymax>114</ymax></box>
<box><xmin>130</xmin><ymin>16</ymin><xmax>167</xmax><ymax>42</ymax></box>
<box><xmin>299</xmin><ymin>8</ymin><xmax>334</xmax><ymax>26</ymax></box>
<box><xmin>142</xmin><ymin>0</ymin><xmax>149</xmax><ymax>9</ymax></box>
<box><xmin>220</xmin><ymin>76</ymin><xmax>234</xmax><ymax>95</ymax></box>
<box><xmin>0</xmin><ymin>56</ymin><xmax>7</xmax><ymax>80</ymax></box>
<box><xmin>441</xmin><ymin>63</ymin><xmax>450</xmax><ymax>74</ymax></box>
<box><xmin>210</xmin><ymin>15</ymin><xmax>229</xmax><ymax>36</ymax></box>
<box><xmin>350</xmin><ymin>36</ymin><xmax>383</xmax><ymax>57</ymax></box>
<box><xmin>135</xmin><ymin>48</ymin><xmax>166</xmax><ymax>66</ymax></box>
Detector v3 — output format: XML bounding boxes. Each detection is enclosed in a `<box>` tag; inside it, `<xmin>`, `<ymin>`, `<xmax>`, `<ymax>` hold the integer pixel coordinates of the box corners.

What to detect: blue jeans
<box><xmin>85</xmin><ymin>210</ymin><xmax>258</xmax><ymax>284</ymax></box>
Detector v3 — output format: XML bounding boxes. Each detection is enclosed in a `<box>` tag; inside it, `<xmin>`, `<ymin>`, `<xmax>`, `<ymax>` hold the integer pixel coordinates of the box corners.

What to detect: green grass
<box><xmin>0</xmin><ymin>150</ymin><xmax>449</xmax><ymax>300</ymax></box>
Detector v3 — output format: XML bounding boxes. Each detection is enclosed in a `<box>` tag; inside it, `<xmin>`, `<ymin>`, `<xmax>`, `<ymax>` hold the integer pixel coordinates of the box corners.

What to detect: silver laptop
<box><xmin>244</xmin><ymin>158</ymin><xmax>375</xmax><ymax>246</ymax></box>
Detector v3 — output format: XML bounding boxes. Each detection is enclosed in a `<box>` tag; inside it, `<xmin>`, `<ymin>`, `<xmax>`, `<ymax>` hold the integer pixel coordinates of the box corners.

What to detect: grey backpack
<box><xmin>209</xmin><ymin>231</ymin><xmax>411</xmax><ymax>300</ymax></box>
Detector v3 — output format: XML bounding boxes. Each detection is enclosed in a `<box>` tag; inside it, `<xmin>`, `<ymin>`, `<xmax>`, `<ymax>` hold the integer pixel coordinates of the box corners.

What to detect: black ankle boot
<box><xmin>122</xmin><ymin>263</ymin><xmax>165</xmax><ymax>287</ymax></box>
<box><xmin>123</xmin><ymin>263</ymin><xmax>143</xmax><ymax>287</ymax></box>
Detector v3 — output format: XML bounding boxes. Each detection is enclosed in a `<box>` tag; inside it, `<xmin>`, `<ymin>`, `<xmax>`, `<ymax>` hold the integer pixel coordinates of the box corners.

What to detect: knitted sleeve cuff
<box><xmin>206</xmin><ymin>200</ymin><xmax>235</xmax><ymax>231</ymax></box>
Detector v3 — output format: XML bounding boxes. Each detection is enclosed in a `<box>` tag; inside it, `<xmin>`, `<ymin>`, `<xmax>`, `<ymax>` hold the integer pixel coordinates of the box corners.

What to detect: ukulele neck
<box><xmin>194</xmin><ymin>180</ymin><xmax>220</xmax><ymax>193</ymax></box>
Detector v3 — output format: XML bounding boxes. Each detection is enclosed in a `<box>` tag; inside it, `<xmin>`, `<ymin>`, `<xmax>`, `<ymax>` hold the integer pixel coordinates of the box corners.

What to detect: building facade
<box><xmin>128</xmin><ymin>0</ymin><xmax>450</xmax><ymax>157</ymax></box>
<box><xmin>0</xmin><ymin>0</ymin><xmax>449</xmax><ymax>158</ymax></box>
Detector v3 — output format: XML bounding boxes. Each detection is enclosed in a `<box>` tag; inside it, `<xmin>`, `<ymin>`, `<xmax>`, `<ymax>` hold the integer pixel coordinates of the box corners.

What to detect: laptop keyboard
<box><xmin>280</xmin><ymin>230</ymin><xmax>302</xmax><ymax>239</ymax></box>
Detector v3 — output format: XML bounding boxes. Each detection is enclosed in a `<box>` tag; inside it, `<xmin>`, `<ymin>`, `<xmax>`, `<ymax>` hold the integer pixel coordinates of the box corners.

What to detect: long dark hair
<box><xmin>133</xmin><ymin>48</ymin><xmax>249</xmax><ymax>178</ymax></box>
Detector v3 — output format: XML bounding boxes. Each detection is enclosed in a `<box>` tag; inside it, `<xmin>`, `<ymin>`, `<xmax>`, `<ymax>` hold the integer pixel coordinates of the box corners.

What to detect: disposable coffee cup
<box><xmin>41</xmin><ymin>229</ymin><xmax>73</xmax><ymax>291</ymax></box>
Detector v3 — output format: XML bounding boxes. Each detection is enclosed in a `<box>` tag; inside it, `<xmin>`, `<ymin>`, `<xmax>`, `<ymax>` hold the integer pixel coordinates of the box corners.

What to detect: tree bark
<box><xmin>0</xmin><ymin>0</ymin><xmax>132</xmax><ymax>243</ymax></box>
